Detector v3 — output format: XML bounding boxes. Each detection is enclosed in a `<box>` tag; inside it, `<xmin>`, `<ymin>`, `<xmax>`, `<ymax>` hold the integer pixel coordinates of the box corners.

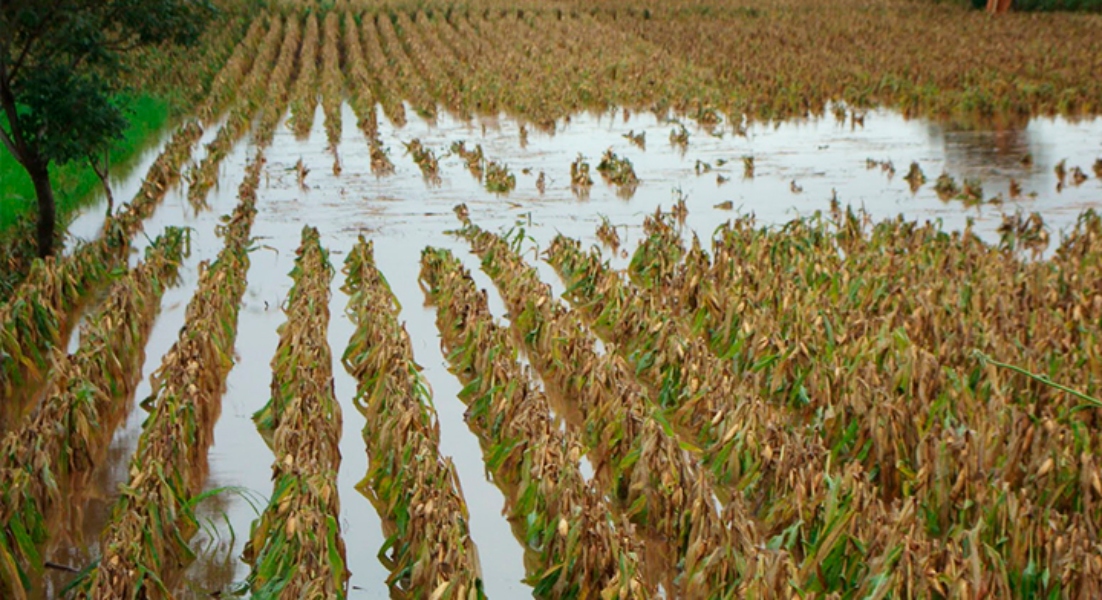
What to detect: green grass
<box><xmin>0</xmin><ymin>93</ymin><xmax>171</xmax><ymax>233</ymax></box>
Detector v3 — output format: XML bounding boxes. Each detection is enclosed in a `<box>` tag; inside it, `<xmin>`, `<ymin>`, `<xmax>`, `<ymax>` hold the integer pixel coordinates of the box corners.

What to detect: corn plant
<box><xmin>0</xmin><ymin>228</ymin><xmax>186</xmax><ymax>599</ymax></box>
<box><xmin>341</xmin><ymin>237</ymin><xmax>483</xmax><ymax>599</ymax></box>
<box><xmin>244</xmin><ymin>226</ymin><xmax>348</xmax><ymax>599</ymax></box>
<box><xmin>66</xmin><ymin>155</ymin><xmax>264</xmax><ymax>599</ymax></box>
<box><xmin>420</xmin><ymin>245</ymin><xmax>649</xmax><ymax>598</ymax></box>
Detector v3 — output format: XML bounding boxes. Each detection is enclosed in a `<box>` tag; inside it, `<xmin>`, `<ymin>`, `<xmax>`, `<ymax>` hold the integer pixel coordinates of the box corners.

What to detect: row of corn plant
<box><xmin>408</xmin><ymin>12</ymin><xmax>472</xmax><ymax>118</ymax></box>
<box><xmin>64</xmin><ymin>155</ymin><xmax>265</xmax><ymax>599</ymax></box>
<box><xmin>187</xmin><ymin>15</ymin><xmax>284</xmax><ymax>209</ymax></box>
<box><xmin>454</xmin><ymin>221</ymin><xmax>787</xmax><ymax>596</ymax></box>
<box><xmin>616</xmin><ymin>205</ymin><xmax>1102</xmax><ymax>595</ymax></box>
<box><xmin>288</xmin><ymin>12</ymin><xmax>320</xmax><ymax>139</ymax></box>
<box><xmin>341</xmin><ymin>237</ymin><xmax>483</xmax><ymax>599</ymax></box>
<box><xmin>0</xmin><ymin>228</ymin><xmax>186</xmax><ymax>599</ymax></box>
<box><xmin>252</xmin><ymin>14</ymin><xmax>303</xmax><ymax>146</ymax></box>
<box><xmin>320</xmin><ymin>12</ymin><xmax>344</xmax><ymax>149</ymax></box>
<box><xmin>341</xmin><ymin>12</ymin><xmax>379</xmax><ymax>139</ymax></box>
<box><xmin>419</xmin><ymin>245</ymin><xmax>649</xmax><ymax>598</ymax></box>
<box><xmin>546</xmin><ymin>221</ymin><xmax>947</xmax><ymax>594</ymax></box>
<box><xmin>242</xmin><ymin>226</ymin><xmax>348</xmax><ymax>598</ymax></box>
<box><xmin>546</xmin><ymin>225</ymin><xmax>826</xmax><ymax>504</ymax></box>
<box><xmin>197</xmin><ymin>18</ymin><xmax>267</xmax><ymax>125</ymax></box>
<box><xmin>432</xmin><ymin>12</ymin><xmax>505</xmax><ymax>117</ymax></box>
<box><xmin>0</xmin><ymin>226</ymin><xmax>128</xmax><ymax>428</ymax></box>
<box><xmin>114</xmin><ymin>121</ymin><xmax>205</xmax><ymax>238</ymax></box>
<box><xmin>373</xmin><ymin>12</ymin><xmax>436</xmax><ymax>119</ymax></box>
<box><xmin>1</xmin><ymin>110</ymin><xmax>206</xmax><ymax>425</ymax></box>
<box><xmin>393</xmin><ymin>12</ymin><xmax>466</xmax><ymax>118</ymax></box>
<box><xmin>359</xmin><ymin>14</ymin><xmax>407</xmax><ymax>127</ymax></box>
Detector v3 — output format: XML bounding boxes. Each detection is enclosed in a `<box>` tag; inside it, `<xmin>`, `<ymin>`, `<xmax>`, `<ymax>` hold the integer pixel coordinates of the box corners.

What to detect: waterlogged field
<box><xmin>3</xmin><ymin>3</ymin><xmax>1102</xmax><ymax>599</ymax></box>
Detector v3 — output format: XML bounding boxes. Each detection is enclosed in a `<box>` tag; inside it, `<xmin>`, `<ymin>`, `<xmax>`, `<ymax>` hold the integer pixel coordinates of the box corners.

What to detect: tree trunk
<box><xmin>27</xmin><ymin>160</ymin><xmax>57</xmax><ymax>258</ymax></box>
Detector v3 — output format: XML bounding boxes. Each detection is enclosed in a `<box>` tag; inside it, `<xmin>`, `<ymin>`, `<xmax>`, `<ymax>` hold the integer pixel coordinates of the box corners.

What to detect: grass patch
<box><xmin>0</xmin><ymin>93</ymin><xmax>171</xmax><ymax>233</ymax></box>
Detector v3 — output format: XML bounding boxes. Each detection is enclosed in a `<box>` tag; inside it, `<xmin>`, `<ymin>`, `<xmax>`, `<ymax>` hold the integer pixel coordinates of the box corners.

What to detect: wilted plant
<box><xmin>343</xmin><ymin>238</ymin><xmax>484</xmax><ymax>599</ymax></box>
<box><xmin>0</xmin><ymin>228</ymin><xmax>185</xmax><ymax>598</ymax></box>
<box><xmin>570</xmin><ymin>154</ymin><xmax>593</xmax><ymax>193</ymax></box>
<box><xmin>669</xmin><ymin>124</ymin><xmax>689</xmax><ymax>148</ymax></box>
<box><xmin>596</xmin><ymin>149</ymin><xmax>639</xmax><ymax>194</ymax></box>
<box><xmin>419</xmin><ymin>245</ymin><xmax>649</xmax><ymax>598</ymax></box>
<box><xmin>934</xmin><ymin>172</ymin><xmax>959</xmax><ymax>200</ymax></box>
<box><xmin>66</xmin><ymin>155</ymin><xmax>264</xmax><ymax>599</ymax></box>
<box><xmin>244</xmin><ymin>226</ymin><xmax>348</xmax><ymax>599</ymax></box>
<box><xmin>903</xmin><ymin>161</ymin><xmax>926</xmax><ymax>192</ymax></box>
<box><xmin>404</xmin><ymin>138</ymin><xmax>441</xmax><ymax>182</ymax></box>
<box><xmin>484</xmin><ymin>160</ymin><xmax>516</xmax><ymax>193</ymax></box>
<box><xmin>451</xmin><ymin>141</ymin><xmax>486</xmax><ymax>180</ymax></box>
<box><xmin>623</xmin><ymin>130</ymin><xmax>646</xmax><ymax>150</ymax></box>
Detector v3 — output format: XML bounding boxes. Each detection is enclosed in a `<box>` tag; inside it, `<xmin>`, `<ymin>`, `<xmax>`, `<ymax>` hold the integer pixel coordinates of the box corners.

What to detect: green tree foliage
<box><xmin>0</xmin><ymin>0</ymin><xmax>215</xmax><ymax>257</ymax></box>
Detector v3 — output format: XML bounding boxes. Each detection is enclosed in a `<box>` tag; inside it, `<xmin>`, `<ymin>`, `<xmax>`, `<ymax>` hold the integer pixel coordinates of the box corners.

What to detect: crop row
<box><xmin>0</xmin><ymin>113</ymin><xmax>201</xmax><ymax>424</ymax></box>
<box><xmin>243</xmin><ymin>226</ymin><xmax>348</xmax><ymax>598</ymax></box>
<box><xmin>0</xmin><ymin>229</ymin><xmax>186</xmax><ymax>598</ymax></box>
<box><xmin>288</xmin><ymin>13</ymin><xmax>321</xmax><ymax>138</ymax></box>
<box><xmin>550</xmin><ymin>204</ymin><xmax>1102</xmax><ymax>595</ymax></box>
<box><xmin>187</xmin><ymin>15</ymin><xmax>285</xmax><ymax>209</ymax></box>
<box><xmin>341</xmin><ymin>238</ymin><xmax>483</xmax><ymax>598</ymax></box>
<box><xmin>455</xmin><ymin>222</ymin><xmax>781</xmax><ymax>596</ymax></box>
<box><xmin>600</xmin><ymin>0</ymin><xmax>1102</xmax><ymax>122</ymax></box>
<box><xmin>420</xmin><ymin>246</ymin><xmax>647</xmax><ymax>598</ymax></box>
<box><xmin>65</xmin><ymin>154</ymin><xmax>265</xmax><ymax>599</ymax></box>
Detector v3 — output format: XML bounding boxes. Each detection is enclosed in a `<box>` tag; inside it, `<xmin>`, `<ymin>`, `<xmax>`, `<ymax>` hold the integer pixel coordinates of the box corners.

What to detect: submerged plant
<box><xmin>904</xmin><ymin>161</ymin><xmax>926</xmax><ymax>192</ymax></box>
<box><xmin>570</xmin><ymin>154</ymin><xmax>593</xmax><ymax>195</ymax></box>
<box><xmin>244</xmin><ymin>226</ymin><xmax>348</xmax><ymax>599</ymax></box>
<box><xmin>344</xmin><ymin>238</ymin><xmax>484</xmax><ymax>599</ymax></box>
<box><xmin>485</xmin><ymin>160</ymin><xmax>517</xmax><ymax>193</ymax></box>
<box><xmin>934</xmin><ymin>172</ymin><xmax>960</xmax><ymax>200</ymax></box>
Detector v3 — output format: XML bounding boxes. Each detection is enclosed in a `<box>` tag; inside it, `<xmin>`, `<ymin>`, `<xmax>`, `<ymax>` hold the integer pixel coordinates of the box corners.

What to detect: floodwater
<box><xmin>55</xmin><ymin>103</ymin><xmax>1102</xmax><ymax>597</ymax></box>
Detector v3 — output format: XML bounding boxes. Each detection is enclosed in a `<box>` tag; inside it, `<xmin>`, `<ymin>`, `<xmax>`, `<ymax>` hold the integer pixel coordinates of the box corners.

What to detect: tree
<box><xmin>0</xmin><ymin>0</ymin><xmax>215</xmax><ymax>258</ymax></box>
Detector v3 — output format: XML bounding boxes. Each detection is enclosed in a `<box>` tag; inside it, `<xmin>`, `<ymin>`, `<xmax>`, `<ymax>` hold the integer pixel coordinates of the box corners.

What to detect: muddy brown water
<box><xmin>49</xmin><ymin>103</ymin><xmax>1102</xmax><ymax>598</ymax></box>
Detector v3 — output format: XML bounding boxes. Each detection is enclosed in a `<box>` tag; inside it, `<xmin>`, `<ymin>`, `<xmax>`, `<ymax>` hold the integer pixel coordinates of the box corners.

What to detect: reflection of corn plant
<box><xmin>344</xmin><ymin>238</ymin><xmax>484</xmax><ymax>599</ymax></box>
<box><xmin>244</xmin><ymin>226</ymin><xmax>348</xmax><ymax>599</ymax></box>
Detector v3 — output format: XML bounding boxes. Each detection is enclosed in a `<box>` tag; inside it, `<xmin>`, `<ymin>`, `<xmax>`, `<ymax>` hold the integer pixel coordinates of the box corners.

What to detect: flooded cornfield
<box><xmin>4</xmin><ymin>3</ymin><xmax>1102</xmax><ymax>599</ymax></box>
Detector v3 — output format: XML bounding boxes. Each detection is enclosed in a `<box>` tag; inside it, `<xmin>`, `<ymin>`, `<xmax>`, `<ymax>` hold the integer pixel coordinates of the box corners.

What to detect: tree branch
<box><xmin>6</xmin><ymin>0</ymin><xmax>68</xmax><ymax>82</ymax></box>
<box><xmin>0</xmin><ymin>123</ymin><xmax>19</xmax><ymax>160</ymax></box>
<box><xmin>0</xmin><ymin>62</ymin><xmax>26</xmax><ymax>162</ymax></box>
